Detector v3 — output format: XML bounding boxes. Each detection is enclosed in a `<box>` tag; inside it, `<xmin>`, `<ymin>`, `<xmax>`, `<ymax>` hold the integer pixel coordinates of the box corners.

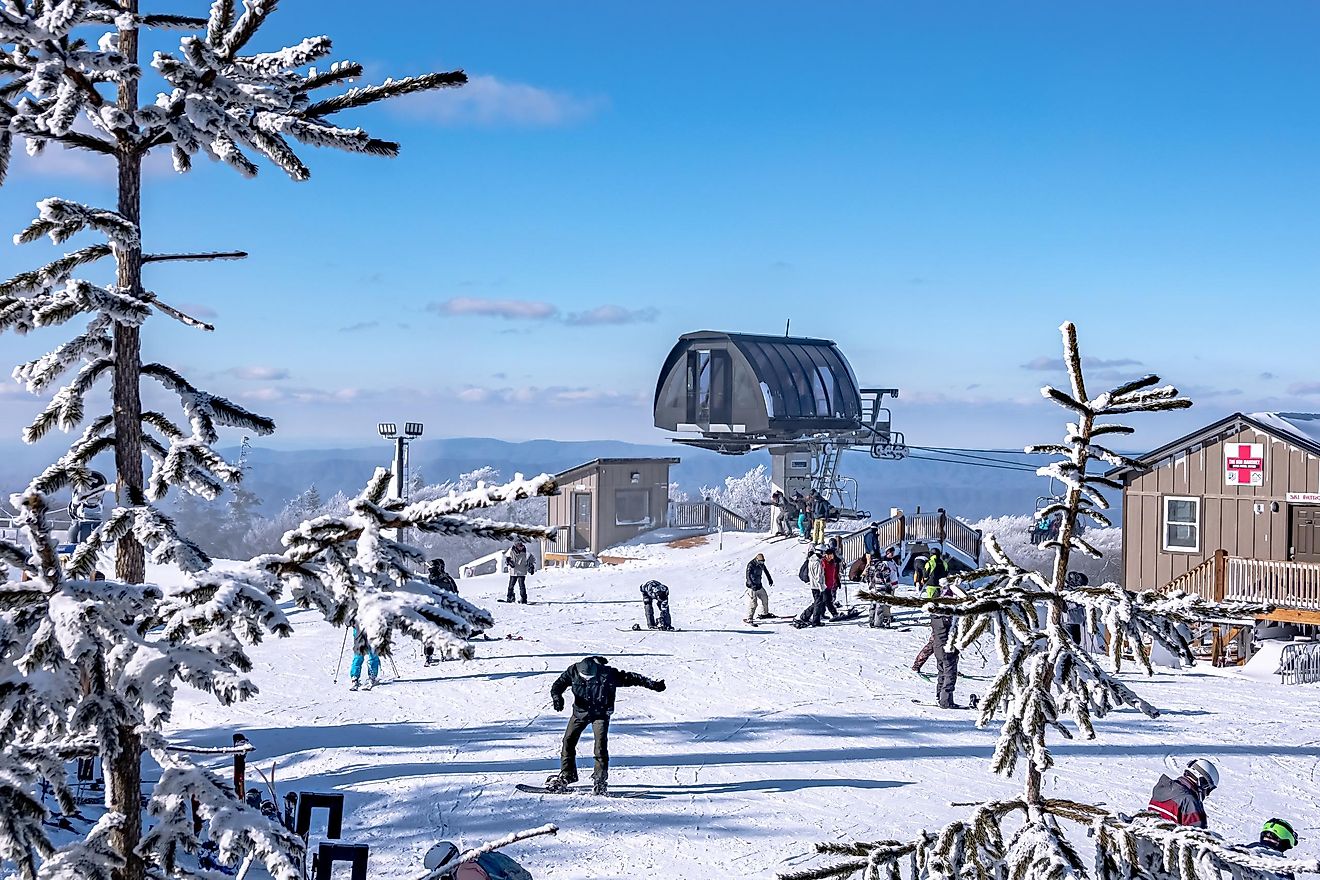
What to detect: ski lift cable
<box><xmin>905</xmin><ymin>453</ymin><xmax>1040</xmax><ymax>474</ymax></box>
<box><xmin>909</xmin><ymin>445</ymin><xmax>1043</xmax><ymax>467</ymax></box>
<box><xmin>907</xmin><ymin>447</ymin><xmax>1041</xmax><ymax>472</ymax></box>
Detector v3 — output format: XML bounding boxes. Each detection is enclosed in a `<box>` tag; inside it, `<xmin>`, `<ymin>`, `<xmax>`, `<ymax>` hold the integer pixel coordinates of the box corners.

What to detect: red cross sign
<box><xmin>1224</xmin><ymin>443</ymin><xmax>1264</xmax><ymax>486</ymax></box>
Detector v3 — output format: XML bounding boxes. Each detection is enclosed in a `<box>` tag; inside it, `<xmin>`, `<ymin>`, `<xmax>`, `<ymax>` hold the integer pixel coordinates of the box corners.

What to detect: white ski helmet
<box><xmin>1186</xmin><ymin>758</ymin><xmax>1219</xmax><ymax>794</ymax></box>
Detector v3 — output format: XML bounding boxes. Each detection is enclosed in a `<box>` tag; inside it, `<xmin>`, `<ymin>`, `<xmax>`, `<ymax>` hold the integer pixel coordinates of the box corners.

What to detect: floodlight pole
<box><xmin>377</xmin><ymin>420</ymin><xmax>423</xmax><ymax>545</ymax></box>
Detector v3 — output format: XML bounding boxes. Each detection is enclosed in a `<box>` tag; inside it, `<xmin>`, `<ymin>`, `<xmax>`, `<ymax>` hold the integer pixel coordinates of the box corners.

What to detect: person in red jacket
<box><xmin>1147</xmin><ymin>759</ymin><xmax>1218</xmax><ymax>828</ymax></box>
<box><xmin>813</xmin><ymin>545</ymin><xmax>843</xmax><ymax>623</ymax></box>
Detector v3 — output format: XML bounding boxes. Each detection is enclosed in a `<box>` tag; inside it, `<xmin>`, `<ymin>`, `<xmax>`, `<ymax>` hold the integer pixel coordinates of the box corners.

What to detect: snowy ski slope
<box><xmin>168</xmin><ymin>532</ymin><xmax>1320</xmax><ymax>880</ymax></box>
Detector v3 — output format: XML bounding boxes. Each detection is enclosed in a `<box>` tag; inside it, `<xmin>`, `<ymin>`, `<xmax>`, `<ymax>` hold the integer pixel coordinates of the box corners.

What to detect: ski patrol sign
<box><xmin>1224</xmin><ymin>443</ymin><xmax>1264</xmax><ymax>487</ymax></box>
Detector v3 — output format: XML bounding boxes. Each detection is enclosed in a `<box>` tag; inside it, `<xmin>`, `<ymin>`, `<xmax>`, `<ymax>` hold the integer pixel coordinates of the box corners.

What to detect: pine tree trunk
<box><xmin>108</xmin><ymin>725</ymin><xmax>144</xmax><ymax>880</ymax></box>
<box><xmin>113</xmin><ymin>0</ymin><xmax>145</xmax><ymax>586</ymax></box>
<box><xmin>110</xmin><ymin>6</ymin><xmax>146</xmax><ymax>880</ymax></box>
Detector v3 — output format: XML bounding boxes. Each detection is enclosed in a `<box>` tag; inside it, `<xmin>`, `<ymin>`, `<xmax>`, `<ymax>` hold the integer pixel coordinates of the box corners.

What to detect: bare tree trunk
<box><xmin>110</xmin><ymin>6</ymin><xmax>146</xmax><ymax>880</ymax></box>
<box><xmin>113</xmin><ymin>0</ymin><xmax>144</xmax><ymax>586</ymax></box>
<box><xmin>108</xmin><ymin>724</ymin><xmax>144</xmax><ymax>880</ymax></box>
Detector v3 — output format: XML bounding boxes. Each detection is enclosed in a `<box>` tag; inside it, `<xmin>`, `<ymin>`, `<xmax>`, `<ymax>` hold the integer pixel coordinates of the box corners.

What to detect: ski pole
<box><xmin>387</xmin><ymin>654</ymin><xmax>401</xmax><ymax>680</ymax></box>
<box><xmin>332</xmin><ymin>627</ymin><xmax>348</xmax><ymax>683</ymax></box>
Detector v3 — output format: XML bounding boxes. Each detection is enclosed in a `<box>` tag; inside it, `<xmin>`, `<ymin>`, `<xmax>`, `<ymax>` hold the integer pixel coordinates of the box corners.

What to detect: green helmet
<box><xmin>1261</xmin><ymin>818</ymin><xmax>1298</xmax><ymax>852</ymax></box>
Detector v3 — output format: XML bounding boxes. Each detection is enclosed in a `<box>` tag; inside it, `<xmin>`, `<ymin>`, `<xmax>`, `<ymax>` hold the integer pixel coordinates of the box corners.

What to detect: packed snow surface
<box><xmin>168</xmin><ymin>532</ymin><xmax>1320</xmax><ymax>879</ymax></box>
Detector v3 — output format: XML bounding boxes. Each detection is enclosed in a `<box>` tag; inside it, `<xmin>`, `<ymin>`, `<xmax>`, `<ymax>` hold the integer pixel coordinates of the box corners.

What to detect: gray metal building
<box><xmin>544</xmin><ymin>457</ymin><xmax>680</xmax><ymax>558</ymax></box>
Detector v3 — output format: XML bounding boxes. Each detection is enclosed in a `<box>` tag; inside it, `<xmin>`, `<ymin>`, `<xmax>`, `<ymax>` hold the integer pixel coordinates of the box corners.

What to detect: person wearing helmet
<box><xmin>1147</xmin><ymin>759</ymin><xmax>1219</xmax><ymax>828</ymax></box>
<box><xmin>1253</xmin><ymin>818</ymin><xmax>1300</xmax><ymax>855</ymax></box>
<box><xmin>545</xmin><ymin>656</ymin><xmax>667</xmax><ymax>796</ymax></box>
<box><xmin>504</xmin><ymin>541</ymin><xmax>536</xmax><ymax>604</ymax></box>
<box><xmin>1222</xmin><ymin>819</ymin><xmax>1301</xmax><ymax>880</ymax></box>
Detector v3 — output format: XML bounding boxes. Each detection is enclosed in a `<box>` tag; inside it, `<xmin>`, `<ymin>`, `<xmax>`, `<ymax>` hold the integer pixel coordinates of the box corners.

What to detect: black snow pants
<box><xmin>507</xmin><ymin>575</ymin><xmax>528</xmax><ymax>603</ymax></box>
<box><xmin>561</xmin><ymin>713</ymin><xmax>610</xmax><ymax>784</ymax></box>
<box><xmin>930</xmin><ymin>615</ymin><xmax>960</xmax><ymax>708</ymax></box>
<box><xmin>641</xmin><ymin>587</ymin><xmax>672</xmax><ymax>629</ymax></box>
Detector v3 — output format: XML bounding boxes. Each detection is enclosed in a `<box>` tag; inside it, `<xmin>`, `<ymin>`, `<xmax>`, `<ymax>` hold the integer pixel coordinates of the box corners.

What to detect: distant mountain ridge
<box><xmin>0</xmin><ymin>437</ymin><xmax>1111</xmax><ymax>522</ymax></box>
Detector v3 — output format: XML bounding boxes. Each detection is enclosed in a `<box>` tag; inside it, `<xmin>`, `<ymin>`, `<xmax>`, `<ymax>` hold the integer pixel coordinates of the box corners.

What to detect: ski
<box><xmin>618</xmin><ymin>627</ymin><xmax>683</xmax><ymax>633</ymax></box>
<box><xmin>514</xmin><ymin>783</ymin><xmax>648</xmax><ymax>799</ymax></box>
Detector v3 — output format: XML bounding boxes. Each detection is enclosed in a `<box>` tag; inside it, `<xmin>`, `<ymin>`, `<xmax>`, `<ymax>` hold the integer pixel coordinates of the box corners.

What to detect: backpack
<box><xmin>848</xmin><ymin>557</ymin><xmax>867</xmax><ymax>582</ymax></box>
<box><xmin>798</xmin><ymin>557</ymin><xmax>811</xmax><ymax>583</ymax></box>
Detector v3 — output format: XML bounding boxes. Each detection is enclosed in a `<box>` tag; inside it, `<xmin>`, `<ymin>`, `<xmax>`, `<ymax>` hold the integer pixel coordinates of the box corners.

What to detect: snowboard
<box><xmin>515</xmin><ymin>783</ymin><xmax>648</xmax><ymax>799</ymax></box>
<box><xmin>620</xmin><ymin>625</ymin><xmax>682</xmax><ymax>632</ymax></box>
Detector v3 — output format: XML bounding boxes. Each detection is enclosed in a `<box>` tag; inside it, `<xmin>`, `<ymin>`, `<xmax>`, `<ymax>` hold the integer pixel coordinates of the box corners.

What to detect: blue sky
<box><xmin>4</xmin><ymin>1</ymin><xmax>1320</xmax><ymax>453</ymax></box>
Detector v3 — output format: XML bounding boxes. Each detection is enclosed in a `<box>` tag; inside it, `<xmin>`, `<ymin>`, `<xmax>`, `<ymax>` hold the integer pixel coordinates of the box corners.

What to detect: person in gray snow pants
<box><xmin>930</xmin><ymin>614</ymin><xmax>960</xmax><ymax>708</ymax></box>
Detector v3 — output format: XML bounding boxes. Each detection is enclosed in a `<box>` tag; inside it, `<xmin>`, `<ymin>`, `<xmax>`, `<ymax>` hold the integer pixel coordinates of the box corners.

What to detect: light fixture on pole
<box><xmin>377</xmin><ymin>421</ymin><xmax>424</xmax><ymax>542</ymax></box>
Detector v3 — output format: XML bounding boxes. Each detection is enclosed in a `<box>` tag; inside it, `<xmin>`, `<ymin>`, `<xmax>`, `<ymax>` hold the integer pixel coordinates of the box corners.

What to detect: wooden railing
<box><xmin>837</xmin><ymin>511</ymin><xmax>983</xmax><ymax>566</ymax></box>
<box><xmin>1162</xmin><ymin>553</ymin><xmax>1222</xmax><ymax>602</ymax></box>
<box><xmin>1162</xmin><ymin>549</ymin><xmax>1320</xmax><ymax>616</ymax></box>
<box><xmin>1226</xmin><ymin>556</ymin><xmax>1320</xmax><ymax>611</ymax></box>
<box><xmin>666</xmin><ymin>501</ymin><xmax>750</xmax><ymax>533</ymax></box>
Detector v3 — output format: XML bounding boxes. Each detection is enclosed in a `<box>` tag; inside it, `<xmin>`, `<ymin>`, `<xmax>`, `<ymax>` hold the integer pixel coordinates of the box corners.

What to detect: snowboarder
<box><xmin>427</xmin><ymin>557</ymin><xmax>458</xmax><ymax>593</ymax></box>
<box><xmin>423</xmin><ymin>558</ymin><xmax>460</xmax><ymax>667</ymax></box>
<box><xmin>867</xmin><ymin>548</ymin><xmax>899</xmax><ymax>628</ymax></box>
<box><xmin>504</xmin><ymin>540</ymin><xmax>536</xmax><ymax>604</ymax></box>
<box><xmin>349</xmin><ymin>625</ymin><xmax>379</xmax><ymax>690</ymax></box>
<box><xmin>1147</xmin><ymin>759</ymin><xmax>1218</xmax><ymax>828</ymax></box>
<box><xmin>745</xmin><ymin>553</ymin><xmax>775</xmax><ymax>623</ymax></box>
<box><xmin>1250</xmin><ymin>818</ymin><xmax>1299</xmax><ymax>855</ymax></box>
<box><xmin>928</xmin><ymin>580</ymin><xmax>964</xmax><ymax>708</ymax></box>
<box><xmin>639</xmin><ymin>580</ymin><xmax>673</xmax><ymax>630</ymax></box>
<box><xmin>1221</xmin><ymin>819</ymin><xmax>1301</xmax><ymax>880</ymax></box>
<box><xmin>424</xmin><ymin>840</ymin><xmax>534</xmax><ymax>879</ymax></box>
<box><xmin>545</xmin><ymin>656</ymin><xmax>666</xmax><ymax>796</ymax></box>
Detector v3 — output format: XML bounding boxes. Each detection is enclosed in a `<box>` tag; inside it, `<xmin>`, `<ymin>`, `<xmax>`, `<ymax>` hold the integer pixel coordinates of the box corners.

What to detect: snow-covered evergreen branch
<box><xmin>796</xmin><ymin>323</ymin><xmax>1296</xmax><ymax>880</ymax></box>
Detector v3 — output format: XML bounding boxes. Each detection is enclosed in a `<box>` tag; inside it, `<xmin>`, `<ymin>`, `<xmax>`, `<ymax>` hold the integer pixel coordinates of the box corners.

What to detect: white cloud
<box><xmin>564</xmin><ymin>305</ymin><xmax>659</xmax><ymax>326</ymax></box>
<box><xmin>228</xmin><ymin>366</ymin><xmax>290</xmax><ymax>381</ymax></box>
<box><xmin>428</xmin><ymin>297</ymin><xmax>558</xmax><ymax>321</ymax></box>
<box><xmin>396</xmin><ymin>74</ymin><xmax>606</xmax><ymax>127</ymax></box>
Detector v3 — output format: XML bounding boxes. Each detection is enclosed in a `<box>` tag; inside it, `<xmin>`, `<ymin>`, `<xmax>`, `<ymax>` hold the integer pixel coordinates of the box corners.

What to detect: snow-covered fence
<box><xmin>1277</xmin><ymin>641</ymin><xmax>1320</xmax><ymax>685</ymax></box>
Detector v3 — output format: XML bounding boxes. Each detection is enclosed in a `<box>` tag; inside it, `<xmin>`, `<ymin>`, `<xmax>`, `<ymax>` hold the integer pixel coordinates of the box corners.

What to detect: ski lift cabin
<box><xmin>653</xmin><ymin>330</ymin><xmax>906</xmax><ymax>515</ymax></box>
<box><xmin>654</xmin><ymin>331</ymin><xmax>888</xmax><ymax>448</ymax></box>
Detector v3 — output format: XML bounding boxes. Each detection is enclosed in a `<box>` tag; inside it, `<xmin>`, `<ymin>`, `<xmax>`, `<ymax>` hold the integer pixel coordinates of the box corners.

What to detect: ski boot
<box><xmin>349</xmin><ymin>678</ymin><xmax>361</xmax><ymax>691</ymax></box>
<box><xmin>363</xmin><ymin>675</ymin><xmax>377</xmax><ymax>691</ymax></box>
<box><xmin>544</xmin><ymin>774</ymin><xmax>570</xmax><ymax>794</ymax></box>
<box><xmin>592</xmin><ymin>778</ymin><xmax>608</xmax><ymax>797</ymax></box>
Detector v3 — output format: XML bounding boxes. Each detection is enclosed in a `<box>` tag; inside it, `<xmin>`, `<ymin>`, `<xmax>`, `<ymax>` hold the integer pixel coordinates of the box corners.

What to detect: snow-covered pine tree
<box><xmin>791</xmin><ymin>323</ymin><xmax>1320</xmax><ymax>880</ymax></box>
<box><xmin>1</xmin><ymin>4</ymin><xmax>555</xmax><ymax>880</ymax></box>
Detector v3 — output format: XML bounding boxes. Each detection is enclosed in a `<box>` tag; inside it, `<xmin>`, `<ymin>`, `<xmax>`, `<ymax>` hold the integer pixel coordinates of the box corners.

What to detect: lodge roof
<box><xmin>1107</xmin><ymin>411</ymin><xmax>1320</xmax><ymax>479</ymax></box>
<box><xmin>554</xmin><ymin>457</ymin><xmax>681</xmax><ymax>481</ymax></box>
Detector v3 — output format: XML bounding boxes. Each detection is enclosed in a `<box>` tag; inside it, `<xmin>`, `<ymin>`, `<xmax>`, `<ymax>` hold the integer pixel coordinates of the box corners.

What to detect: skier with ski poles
<box><xmin>544</xmin><ymin>655</ymin><xmax>666</xmax><ymax>796</ymax></box>
<box><xmin>348</xmin><ymin>623</ymin><xmax>380</xmax><ymax>691</ymax></box>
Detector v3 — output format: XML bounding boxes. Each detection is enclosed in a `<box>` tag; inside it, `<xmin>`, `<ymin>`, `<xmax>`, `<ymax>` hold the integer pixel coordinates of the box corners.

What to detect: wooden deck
<box><xmin>1163</xmin><ymin>549</ymin><xmax>1320</xmax><ymax>626</ymax></box>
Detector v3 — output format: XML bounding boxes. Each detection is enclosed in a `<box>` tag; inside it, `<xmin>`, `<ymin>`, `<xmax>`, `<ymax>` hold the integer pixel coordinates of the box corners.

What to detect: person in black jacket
<box><xmin>744</xmin><ymin>553</ymin><xmax>775</xmax><ymax>623</ymax></box>
<box><xmin>545</xmin><ymin>656</ymin><xmax>666</xmax><ymax>795</ymax></box>
<box><xmin>639</xmin><ymin>580</ymin><xmax>673</xmax><ymax>630</ymax></box>
<box><xmin>423</xmin><ymin>558</ymin><xmax>463</xmax><ymax>666</ymax></box>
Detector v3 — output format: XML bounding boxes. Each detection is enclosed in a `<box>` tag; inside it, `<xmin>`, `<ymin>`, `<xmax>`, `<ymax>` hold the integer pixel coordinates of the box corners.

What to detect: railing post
<box><xmin>1213</xmin><ymin>549</ymin><xmax>1228</xmax><ymax>603</ymax></box>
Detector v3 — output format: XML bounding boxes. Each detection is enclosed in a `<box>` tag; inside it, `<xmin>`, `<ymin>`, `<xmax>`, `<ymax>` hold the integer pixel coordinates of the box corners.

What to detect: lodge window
<box><xmin>1162</xmin><ymin>496</ymin><xmax>1200</xmax><ymax>553</ymax></box>
<box><xmin>615</xmin><ymin>489</ymin><xmax>651</xmax><ymax>526</ymax></box>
